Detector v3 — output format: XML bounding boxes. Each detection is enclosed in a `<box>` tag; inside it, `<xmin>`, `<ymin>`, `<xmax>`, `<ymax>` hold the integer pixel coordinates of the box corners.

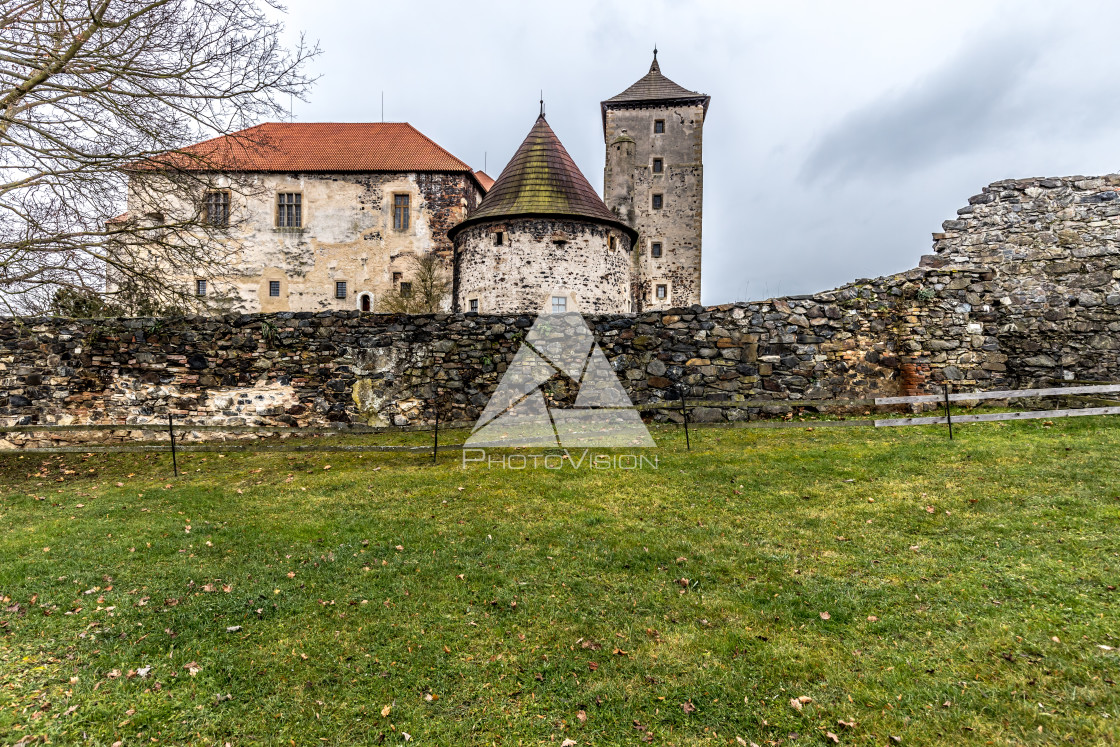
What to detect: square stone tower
<box><xmin>602</xmin><ymin>52</ymin><xmax>709</xmax><ymax>311</ymax></box>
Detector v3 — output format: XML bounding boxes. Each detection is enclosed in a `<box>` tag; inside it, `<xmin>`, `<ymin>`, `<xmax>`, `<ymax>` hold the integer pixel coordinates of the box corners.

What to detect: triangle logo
<box><xmin>466</xmin><ymin>313</ymin><xmax>656</xmax><ymax>448</ymax></box>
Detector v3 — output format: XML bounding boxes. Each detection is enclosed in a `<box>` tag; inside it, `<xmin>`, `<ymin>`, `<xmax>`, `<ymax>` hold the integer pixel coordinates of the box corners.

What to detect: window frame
<box><xmin>652</xmin><ymin>158</ymin><xmax>663</xmax><ymax>174</ymax></box>
<box><xmin>651</xmin><ymin>241</ymin><xmax>662</xmax><ymax>258</ymax></box>
<box><xmin>276</xmin><ymin>192</ymin><xmax>302</xmax><ymax>228</ymax></box>
<box><xmin>469</xmin><ymin>299</ymin><xmax>479</xmax><ymax>313</ymax></box>
<box><xmin>204</xmin><ymin>189</ymin><xmax>230</xmax><ymax>227</ymax></box>
<box><xmin>399</xmin><ymin>281</ymin><xmax>413</xmax><ymax>298</ymax></box>
<box><xmin>652</xmin><ymin>193</ymin><xmax>663</xmax><ymax>210</ymax></box>
<box><xmin>268</xmin><ymin>280</ymin><xmax>281</xmax><ymax>297</ymax></box>
<box><xmin>493</xmin><ymin>231</ymin><xmax>504</xmax><ymax>246</ymax></box>
<box><xmin>195</xmin><ymin>279</ymin><xmax>207</xmax><ymax>297</ymax></box>
<box><xmin>654</xmin><ymin>119</ymin><xmax>665</xmax><ymax>134</ymax></box>
<box><xmin>335</xmin><ymin>281</ymin><xmax>347</xmax><ymax>299</ymax></box>
<box><xmin>393</xmin><ymin>194</ymin><xmax>411</xmax><ymax>231</ymax></box>
<box><xmin>551</xmin><ymin>296</ymin><xmax>567</xmax><ymax>314</ymax></box>
<box><xmin>655</xmin><ymin>284</ymin><xmax>668</xmax><ymax>300</ymax></box>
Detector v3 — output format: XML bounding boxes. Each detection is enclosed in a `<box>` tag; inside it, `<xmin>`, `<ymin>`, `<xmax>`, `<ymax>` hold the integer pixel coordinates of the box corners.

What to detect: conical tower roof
<box><xmin>448</xmin><ymin>114</ymin><xmax>636</xmax><ymax>241</ymax></box>
<box><xmin>601</xmin><ymin>53</ymin><xmax>710</xmax><ymax>130</ymax></box>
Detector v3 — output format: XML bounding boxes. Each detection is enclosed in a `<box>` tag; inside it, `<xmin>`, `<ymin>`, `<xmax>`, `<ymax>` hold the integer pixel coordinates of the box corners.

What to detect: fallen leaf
<box><xmin>561</xmin><ymin>740</ymin><xmax>576</xmax><ymax>747</ymax></box>
<box><xmin>789</xmin><ymin>698</ymin><xmax>802</xmax><ymax>711</ymax></box>
<box><xmin>587</xmin><ymin>661</ymin><xmax>598</xmax><ymax>671</ymax></box>
<box><xmin>226</xmin><ymin>625</ymin><xmax>242</xmax><ymax>633</ymax></box>
<box><xmin>681</xmin><ymin>701</ymin><xmax>696</xmax><ymax>714</ymax></box>
<box><xmin>577</xmin><ymin>709</ymin><xmax>587</xmax><ymax>723</ymax></box>
<box><xmin>867</xmin><ymin>615</ymin><xmax>879</xmax><ymax>622</ymax></box>
<box><xmin>826</xmin><ymin>732</ymin><xmax>840</xmax><ymax>744</ymax></box>
<box><xmin>184</xmin><ymin>662</ymin><xmax>201</xmax><ymax>676</ymax></box>
<box><xmin>381</xmin><ymin>704</ymin><xmax>392</xmax><ymax>717</ymax></box>
<box><xmin>820</xmin><ymin>611</ymin><xmax>831</xmax><ymax>620</ymax></box>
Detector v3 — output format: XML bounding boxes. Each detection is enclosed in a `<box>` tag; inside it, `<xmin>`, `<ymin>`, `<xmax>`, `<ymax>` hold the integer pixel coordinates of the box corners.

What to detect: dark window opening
<box><xmin>195</xmin><ymin>279</ymin><xmax>207</xmax><ymax>296</ymax></box>
<box><xmin>361</xmin><ymin>294</ymin><xmax>371</xmax><ymax>312</ymax></box>
<box><xmin>335</xmin><ymin>281</ymin><xmax>347</xmax><ymax>299</ymax></box>
<box><xmin>654</xmin><ymin>119</ymin><xmax>665</xmax><ymax>134</ymax></box>
<box><xmin>392</xmin><ymin>271</ymin><xmax>402</xmax><ymax>283</ymax></box>
<box><xmin>494</xmin><ymin>231</ymin><xmax>504</xmax><ymax>246</ymax></box>
<box><xmin>469</xmin><ymin>299</ymin><xmax>479</xmax><ymax>313</ymax></box>
<box><xmin>652</xmin><ymin>194</ymin><xmax>663</xmax><ymax>210</ymax></box>
<box><xmin>652</xmin><ymin>158</ymin><xmax>663</xmax><ymax>174</ymax></box>
<box><xmin>393</xmin><ymin>194</ymin><xmax>410</xmax><ymax>231</ymax></box>
<box><xmin>268</xmin><ymin>280</ymin><xmax>280</xmax><ymax>297</ymax></box>
<box><xmin>205</xmin><ymin>190</ymin><xmax>230</xmax><ymax>227</ymax></box>
<box><xmin>651</xmin><ymin>242</ymin><xmax>662</xmax><ymax>258</ymax></box>
<box><xmin>277</xmin><ymin>193</ymin><xmax>301</xmax><ymax>228</ymax></box>
<box><xmin>399</xmin><ymin>282</ymin><xmax>412</xmax><ymax>298</ymax></box>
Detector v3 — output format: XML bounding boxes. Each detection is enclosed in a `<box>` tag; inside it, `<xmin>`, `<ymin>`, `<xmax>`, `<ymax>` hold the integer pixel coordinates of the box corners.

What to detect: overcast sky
<box><xmin>278</xmin><ymin>0</ymin><xmax>1120</xmax><ymax>305</ymax></box>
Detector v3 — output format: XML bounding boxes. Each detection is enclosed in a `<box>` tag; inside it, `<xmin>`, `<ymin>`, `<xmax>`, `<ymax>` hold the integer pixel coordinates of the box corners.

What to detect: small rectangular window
<box><xmin>652</xmin><ymin>194</ymin><xmax>663</xmax><ymax>210</ymax></box>
<box><xmin>656</xmin><ymin>284</ymin><xmax>668</xmax><ymax>300</ymax></box>
<box><xmin>277</xmin><ymin>193</ymin><xmax>301</xmax><ymax>228</ymax></box>
<box><xmin>469</xmin><ymin>299</ymin><xmax>479</xmax><ymax>312</ymax></box>
<box><xmin>609</xmin><ymin>235</ymin><xmax>616</xmax><ymax>251</ymax></box>
<box><xmin>269</xmin><ymin>280</ymin><xmax>280</xmax><ymax>297</ymax></box>
<box><xmin>652</xmin><ymin>158</ymin><xmax>663</xmax><ymax>174</ymax></box>
<box><xmin>493</xmin><ymin>231</ymin><xmax>504</xmax><ymax>246</ymax></box>
<box><xmin>392</xmin><ymin>271</ymin><xmax>402</xmax><ymax>283</ymax></box>
<box><xmin>654</xmin><ymin>120</ymin><xmax>665</xmax><ymax>134</ymax></box>
<box><xmin>551</xmin><ymin>296</ymin><xmax>567</xmax><ymax>314</ymax></box>
<box><xmin>205</xmin><ymin>190</ymin><xmax>230</xmax><ymax>227</ymax></box>
<box><xmin>399</xmin><ymin>282</ymin><xmax>412</xmax><ymax>298</ymax></box>
<box><xmin>335</xmin><ymin>281</ymin><xmax>347</xmax><ymax>299</ymax></box>
<box><xmin>393</xmin><ymin>194</ymin><xmax>410</xmax><ymax>231</ymax></box>
<box><xmin>196</xmin><ymin>279</ymin><xmax>207</xmax><ymax>296</ymax></box>
<box><xmin>651</xmin><ymin>242</ymin><xmax>662</xmax><ymax>258</ymax></box>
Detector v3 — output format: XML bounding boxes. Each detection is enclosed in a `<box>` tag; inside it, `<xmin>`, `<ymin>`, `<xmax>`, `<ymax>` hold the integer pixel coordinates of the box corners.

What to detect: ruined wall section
<box><xmin>921</xmin><ymin>174</ymin><xmax>1120</xmax><ymax>386</ymax></box>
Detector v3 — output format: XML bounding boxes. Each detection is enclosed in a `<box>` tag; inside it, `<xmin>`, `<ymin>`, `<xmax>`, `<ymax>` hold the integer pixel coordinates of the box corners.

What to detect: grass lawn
<box><xmin>0</xmin><ymin>418</ymin><xmax>1118</xmax><ymax>746</ymax></box>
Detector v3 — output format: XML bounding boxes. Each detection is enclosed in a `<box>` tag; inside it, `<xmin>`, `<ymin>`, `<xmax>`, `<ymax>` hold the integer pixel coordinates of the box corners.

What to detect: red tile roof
<box><xmin>159</xmin><ymin>122</ymin><xmax>474</xmax><ymax>174</ymax></box>
<box><xmin>474</xmin><ymin>170</ymin><xmax>495</xmax><ymax>192</ymax></box>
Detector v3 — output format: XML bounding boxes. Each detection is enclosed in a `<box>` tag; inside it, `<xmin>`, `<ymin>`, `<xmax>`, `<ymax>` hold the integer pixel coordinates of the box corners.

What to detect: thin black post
<box><xmin>678</xmin><ymin>387</ymin><xmax>691</xmax><ymax>451</ymax></box>
<box><xmin>432</xmin><ymin>401</ymin><xmax>439</xmax><ymax>463</ymax></box>
<box><xmin>944</xmin><ymin>383</ymin><xmax>953</xmax><ymax>441</ymax></box>
<box><xmin>168</xmin><ymin>413</ymin><xmax>179</xmax><ymax>477</ymax></box>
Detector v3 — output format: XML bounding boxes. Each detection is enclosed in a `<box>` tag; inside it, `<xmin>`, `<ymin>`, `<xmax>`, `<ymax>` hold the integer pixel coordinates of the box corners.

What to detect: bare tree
<box><xmin>377</xmin><ymin>253</ymin><xmax>452</xmax><ymax>314</ymax></box>
<box><xmin>0</xmin><ymin>0</ymin><xmax>318</xmax><ymax>314</ymax></box>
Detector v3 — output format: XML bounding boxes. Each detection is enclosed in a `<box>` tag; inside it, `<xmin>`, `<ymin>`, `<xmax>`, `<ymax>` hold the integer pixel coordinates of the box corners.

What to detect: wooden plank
<box><xmin>874</xmin><ymin>406</ymin><xmax>1120</xmax><ymax>428</ymax></box>
<box><xmin>874</xmin><ymin>384</ymin><xmax>1120</xmax><ymax>406</ymax></box>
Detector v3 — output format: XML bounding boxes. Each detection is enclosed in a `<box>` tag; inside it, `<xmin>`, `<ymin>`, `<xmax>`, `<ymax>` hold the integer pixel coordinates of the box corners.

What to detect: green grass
<box><xmin>0</xmin><ymin>419</ymin><xmax>1118</xmax><ymax>746</ymax></box>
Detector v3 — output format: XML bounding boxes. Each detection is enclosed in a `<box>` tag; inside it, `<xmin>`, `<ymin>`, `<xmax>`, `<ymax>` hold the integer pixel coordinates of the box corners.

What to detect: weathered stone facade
<box><xmin>602</xmin><ymin>56</ymin><xmax>708</xmax><ymax>311</ymax></box>
<box><xmin>454</xmin><ymin>219</ymin><xmax>634</xmax><ymax>314</ymax></box>
<box><xmin>4</xmin><ymin>174</ymin><xmax>1117</xmax><ymax>446</ymax></box>
<box><xmin>165</xmin><ymin>171</ymin><xmax>482</xmax><ymax>314</ymax></box>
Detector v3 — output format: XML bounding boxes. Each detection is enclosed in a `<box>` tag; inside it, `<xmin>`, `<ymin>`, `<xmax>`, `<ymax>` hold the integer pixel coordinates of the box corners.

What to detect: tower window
<box><xmin>652</xmin><ymin>194</ymin><xmax>663</xmax><ymax>210</ymax></box>
<box><xmin>652</xmin><ymin>158</ymin><xmax>663</xmax><ymax>174</ymax></box>
<box><xmin>335</xmin><ymin>281</ymin><xmax>347</xmax><ymax>299</ymax></box>
<box><xmin>277</xmin><ymin>193</ymin><xmax>301</xmax><ymax>228</ymax></box>
<box><xmin>269</xmin><ymin>280</ymin><xmax>280</xmax><ymax>297</ymax></box>
<box><xmin>393</xmin><ymin>194</ymin><xmax>410</xmax><ymax>231</ymax></box>
<box><xmin>204</xmin><ymin>190</ymin><xmax>230</xmax><ymax>227</ymax></box>
<box><xmin>654</xmin><ymin>119</ymin><xmax>665</xmax><ymax>134</ymax></box>
<box><xmin>651</xmin><ymin>242</ymin><xmax>662</xmax><ymax>258</ymax></box>
<box><xmin>609</xmin><ymin>235</ymin><xmax>616</xmax><ymax>250</ymax></box>
<box><xmin>656</xmin><ymin>284</ymin><xmax>668</xmax><ymax>300</ymax></box>
<box><xmin>469</xmin><ymin>299</ymin><xmax>479</xmax><ymax>313</ymax></box>
<box><xmin>551</xmin><ymin>296</ymin><xmax>567</xmax><ymax>314</ymax></box>
<box><xmin>493</xmin><ymin>231</ymin><xmax>504</xmax><ymax>246</ymax></box>
<box><xmin>399</xmin><ymin>282</ymin><xmax>412</xmax><ymax>298</ymax></box>
<box><xmin>195</xmin><ymin>279</ymin><xmax>207</xmax><ymax>296</ymax></box>
<box><xmin>392</xmin><ymin>271</ymin><xmax>402</xmax><ymax>283</ymax></box>
<box><xmin>360</xmin><ymin>294</ymin><xmax>371</xmax><ymax>312</ymax></box>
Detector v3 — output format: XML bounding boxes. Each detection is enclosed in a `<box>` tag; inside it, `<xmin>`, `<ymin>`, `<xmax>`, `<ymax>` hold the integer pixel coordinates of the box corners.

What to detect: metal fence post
<box><xmin>944</xmin><ymin>383</ymin><xmax>953</xmax><ymax>441</ymax></box>
<box><xmin>168</xmin><ymin>413</ymin><xmax>179</xmax><ymax>476</ymax></box>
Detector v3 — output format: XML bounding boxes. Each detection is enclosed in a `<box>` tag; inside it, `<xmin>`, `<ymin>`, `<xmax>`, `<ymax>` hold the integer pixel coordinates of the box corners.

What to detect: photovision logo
<box><xmin>462</xmin><ymin>312</ymin><xmax>656</xmax><ymax>469</ymax></box>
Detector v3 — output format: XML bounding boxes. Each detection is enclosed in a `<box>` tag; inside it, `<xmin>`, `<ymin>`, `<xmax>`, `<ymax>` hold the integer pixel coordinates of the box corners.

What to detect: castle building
<box><xmin>602</xmin><ymin>52</ymin><xmax>709</xmax><ymax>310</ymax></box>
<box><xmin>119</xmin><ymin>122</ymin><xmax>488</xmax><ymax>313</ymax></box>
<box><xmin>450</xmin><ymin>114</ymin><xmax>637</xmax><ymax>314</ymax></box>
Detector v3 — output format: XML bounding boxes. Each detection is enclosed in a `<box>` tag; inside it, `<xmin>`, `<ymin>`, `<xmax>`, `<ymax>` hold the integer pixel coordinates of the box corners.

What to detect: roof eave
<box><xmin>448</xmin><ymin>211</ymin><xmax>639</xmax><ymax>244</ymax></box>
<box><xmin>600</xmin><ymin>95</ymin><xmax>711</xmax><ymax>134</ymax></box>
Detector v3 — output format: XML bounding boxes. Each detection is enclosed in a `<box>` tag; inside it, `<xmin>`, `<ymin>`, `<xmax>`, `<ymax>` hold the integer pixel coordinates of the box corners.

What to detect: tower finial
<box><xmin>650</xmin><ymin>45</ymin><xmax>660</xmax><ymax>73</ymax></box>
<box><xmin>540</xmin><ymin>91</ymin><xmax>544</xmax><ymax>118</ymax></box>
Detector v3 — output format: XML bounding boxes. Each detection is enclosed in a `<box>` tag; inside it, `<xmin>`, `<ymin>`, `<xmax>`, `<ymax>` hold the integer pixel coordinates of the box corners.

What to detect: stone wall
<box><xmin>2</xmin><ymin>174</ymin><xmax>1118</xmax><ymax>445</ymax></box>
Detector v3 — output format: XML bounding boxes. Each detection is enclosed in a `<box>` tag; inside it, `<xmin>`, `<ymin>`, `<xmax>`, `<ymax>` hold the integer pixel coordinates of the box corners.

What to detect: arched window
<box><xmin>358</xmin><ymin>293</ymin><xmax>372</xmax><ymax>312</ymax></box>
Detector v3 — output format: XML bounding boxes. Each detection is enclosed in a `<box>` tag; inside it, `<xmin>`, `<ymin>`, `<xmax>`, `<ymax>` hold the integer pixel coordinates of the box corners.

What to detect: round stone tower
<box><xmin>449</xmin><ymin>114</ymin><xmax>638</xmax><ymax>315</ymax></box>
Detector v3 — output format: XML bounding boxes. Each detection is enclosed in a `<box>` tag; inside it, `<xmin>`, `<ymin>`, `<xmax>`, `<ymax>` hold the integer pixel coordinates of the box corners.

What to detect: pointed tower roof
<box><xmin>601</xmin><ymin>52</ymin><xmax>710</xmax><ymax>130</ymax></box>
<box><xmin>449</xmin><ymin>114</ymin><xmax>636</xmax><ymax>241</ymax></box>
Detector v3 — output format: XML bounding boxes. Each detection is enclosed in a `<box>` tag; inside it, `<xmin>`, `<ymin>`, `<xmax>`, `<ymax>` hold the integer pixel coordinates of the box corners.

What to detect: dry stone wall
<box><xmin>2</xmin><ymin>174</ymin><xmax>1118</xmax><ymax>446</ymax></box>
